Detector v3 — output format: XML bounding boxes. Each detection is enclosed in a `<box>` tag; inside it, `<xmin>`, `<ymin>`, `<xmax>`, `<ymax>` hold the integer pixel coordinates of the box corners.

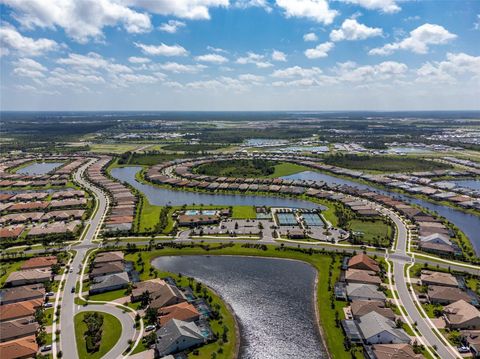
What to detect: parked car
<box><xmin>71</xmin><ymin>287</ymin><xmax>75</xmax><ymax>293</ymax></box>
<box><xmin>145</xmin><ymin>325</ymin><xmax>156</xmax><ymax>332</ymax></box>
<box><xmin>44</xmin><ymin>303</ymin><xmax>53</xmax><ymax>308</ymax></box>
<box><xmin>46</xmin><ymin>292</ymin><xmax>54</xmax><ymax>297</ymax></box>
<box><xmin>41</xmin><ymin>345</ymin><xmax>52</xmax><ymax>352</ymax></box>
<box><xmin>458</xmin><ymin>346</ymin><xmax>470</xmax><ymax>353</ymax></box>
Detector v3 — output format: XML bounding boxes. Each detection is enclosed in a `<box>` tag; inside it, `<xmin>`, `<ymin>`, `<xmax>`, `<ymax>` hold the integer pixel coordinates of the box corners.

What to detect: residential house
<box><xmin>345</xmin><ymin>269</ymin><xmax>382</xmax><ymax>285</ymax></box>
<box><xmin>368</xmin><ymin>344</ymin><xmax>424</xmax><ymax>359</ymax></box>
<box><xmin>350</xmin><ymin>301</ymin><xmax>395</xmax><ymax>321</ymax></box>
<box><xmin>346</xmin><ymin>284</ymin><xmax>386</xmax><ymax>302</ymax></box>
<box><xmin>158</xmin><ymin>302</ymin><xmax>200</xmax><ymax>326</ymax></box>
<box><xmin>357</xmin><ymin>312</ymin><xmax>411</xmax><ymax>345</ymax></box>
<box><xmin>21</xmin><ymin>256</ymin><xmax>57</xmax><ymax>270</ymax></box>
<box><xmin>0</xmin><ymin>284</ymin><xmax>45</xmax><ymax>305</ymax></box>
<box><xmin>155</xmin><ymin>319</ymin><xmax>205</xmax><ymax>357</ymax></box>
<box><xmin>420</xmin><ymin>271</ymin><xmax>458</xmax><ymax>288</ymax></box>
<box><xmin>94</xmin><ymin>251</ymin><xmax>124</xmax><ymax>264</ymax></box>
<box><xmin>89</xmin><ymin>272</ymin><xmax>130</xmax><ymax>295</ymax></box>
<box><xmin>0</xmin><ymin>299</ymin><xmax>43</xmax><ymax>322</ymax></box>
<box><xmin>149</xmin><ymin>284</ymin><xmax>187</xmax><ymax>310</ymax></box>
<box><xmin>4</xmin><ymin>269</ymin><xmax>51</xmax><ymax>287</ymax></box>
<box><xmin>89</xmin><ymin>261</ymin><xmax>125</xmax><ymax>279</ymax></box>
<box><xmin>443</xmin><ymin>300</ymin><xmax>480</xmax><ymax>330</ymax></box>
<box><xmin>428</xmin><ymin>286</ymin><xmax>472</xmax><ymax>305</ymax></box>
<box><xmin>130</xmin><ymin>279</ymin><xmax>166</xmax><ymax>302</ymax></box>
<box><xmin>0</xmin><ymin>318</ymin><xmax>39</xmax><ymax>342</ymax></box>
<box><xmin>0</xmin><ymin>335</ymin><xmax>38</xmax><ymax>359</ymax></box>
<box><xmin>348</xmin><ymin>254</ymin><xmax>380</xmax><ymax>273</ymax></box>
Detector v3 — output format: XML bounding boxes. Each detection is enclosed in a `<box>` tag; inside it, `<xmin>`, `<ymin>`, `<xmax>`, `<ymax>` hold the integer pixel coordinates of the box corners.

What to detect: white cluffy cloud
<box><xmin>57</xmin><ymin>52</ymin><xmax>132</xmax><ymax>73</ymax></box>
<box><xmin>134</xmin><ymin>42</ymin><xmax>188</xmax><ymax>56</ymax></box>
<box><xmin>416</xmin><ymin>52</ymin><xmax>480</xmax><ymax>83</ymax></box>
<box><xmin>276</xmin><ymin>0</ymin><xmax>338</xmax><ymax>25</ymax></box>
<box><xmin>236</xmin><ymin>52</ymin><xmax>273</xmax><ymax>68</ymax></box>
<box><xmin>195</xmin><ymin>53</ymin><xmax>229</xmax><ymax>64</ymax></box>
<box><xmin>0</xmin><ymin>22</ymin><xmax>58</xmax><ymax>56</ymax></box>
<box><xmin>305</xmin><ymin>41</ymin><xmax>334</xmax><ymax>58</ymax></box>
<box><xmin>272</xmin><ymin>66</ymin><xmax>322</xmax><ymax>78</ymax></box>
<box><xmin>330</xmin><ymin>19</ymin><xmax>382</xmax><ymax>41</ymax></box>
<box><xmin>334</xmin><ymin>60</ymin><xmax>407</xmax><ymax>82</ymax></box>
<box><xmin>13</xmin><ymin>58</ymin><xmax>47</xmax><ymax>78</ymax></box>
<box><xmin>303</xmin><ymin>32</ymin><xmax>318</xmax><ymax>42</ymax></box>
<box><xmin>123</xmin><ymin>0</ymin><xmax>228</xmax><ymax>20</ymax></box>
<box><xmin>159</xmin><ymin>20</ymin><xmax>186</xmax><ymax>33</ymax></box>
<box><xmin>369</xmin><ymin>23</ymin><xmax>456</xmax><ymax>55</ymax></box>
<box><xmin>340</xmin><ymin>0</ymin><xmax>401</xmax><ymax>13</ymax></box>
<box><xmin>128</xmin><ymin>56</ymin><xmax>151</xmax><ymax>64</ymax></box>
<box><xmin>272</xmin><ymin>50</ymin><xmax>287</xmax><ymax>62</ymax></box>
<box><xmin>1</xmin><ymin>0</ymin><xmax>152</xmax><ymax>43</ymax></box>
<box><xmin>156</xmin><ymin>62</ymin><xmax>205</xmax><ymax>73</ymax></box>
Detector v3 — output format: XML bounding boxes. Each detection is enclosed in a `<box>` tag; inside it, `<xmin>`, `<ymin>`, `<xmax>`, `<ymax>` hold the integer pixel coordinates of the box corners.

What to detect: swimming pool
<box><xmin>185</xmin><ymin>210</ymin><xmax>200</xmax><ymax>215</ymax></box>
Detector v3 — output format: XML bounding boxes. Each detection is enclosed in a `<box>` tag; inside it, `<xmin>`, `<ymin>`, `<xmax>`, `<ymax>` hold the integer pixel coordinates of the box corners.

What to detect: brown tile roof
<box><xmin>0</xmin><ymin>284</ymin><xmax>45</xmax><ymax>305</ymax></box>
<box><xmin>371</xmin><ymin>344</ymin><xmax>423</xmax><ymax>359</ymax></box>
<box><xmin>348</xmin><ymin>254</ymin><xmax>380</xmax><ymax>273</ymax></box>
<box><xmin>350</xmin><ymin>300</ymin><xmax>395</xmax><ymax>321</ymax></box>
<box><xmin>428</xmin><ymin>286</ymin><xmax>472</xmax><ymax>304</ymax></box>
<box><xmin>0</xmin><ymin>299</ymin><xmax>43</xmax><ymax>322</ymax></box>
<box><xmin>94</xmin><ymin>251</ymin><xmax>124</xmax><ymax>264</ymax></box>
<box><xmin>131</xmin><ymin>279</ymin><xmax>166</xmax><ymax>301</ymax></box>
<box><xmin>0</xmin><ymin>318</ymin><xmax>39</xmax><ymax>342</ymax></box>
<box><xmin>345</xmin><ymin>269</ymin><xmax>382</xmax><ymax>285</ymax></box>
<box><xmin>90</xmin><ymin>261</ymin><xmax>124</xmax><ymax>277</ymax></box>
<box><xmin>0</xmin><ymin>226</ymin><xmax>25</xmax><ymax>238</ymax></box>
<box><xmin>4</xmin><ymin>269</ymin><xmax>51</xmax><ymax>286</ymax></box>
<box><xmin>149</xmin><ymin>284</ymin><xmax>187</xmax><ymax>310</ymax></box>
<box><xmin>158</xmin><ymin>302</ymin><xmax>200</xmax><ymax>326</ymax></box>
<box><xmin>0</xmin><ymin>335</ymin><xmax>38</xmax><ymax>359</ymax></box>
<box><xmin>21</xmin><ymin>256</ymin><xmax>57</xmax><ymax>270</ymax></box>
<box><xmin>444</xmin><ymin>300</ymin><xmax>480</xmax><ymax>327</ymax></box>
<box><xmin>420</xmin><ymin>271</ymin><xmax>458</xmax><ymax>287</ymax></box>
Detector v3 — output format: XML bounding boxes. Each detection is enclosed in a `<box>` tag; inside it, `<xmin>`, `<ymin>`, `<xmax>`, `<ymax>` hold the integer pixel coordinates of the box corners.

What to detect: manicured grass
<box><xmin>467</xmin><ymin>277</ymin><xmax>480</xmax><ymax>295</ymax></box>
<box><xmin>89</xmin><ymin>143</ymin><xmax>139</xmax><ymax>154</ymax></box>
<box><xmin>348</xmin><ymin>219</ymin><xmax>392</xmax><ymax>247</ymax></box>
<box><xmin>422</xmin><ymin>303</ymin><xmax>443</xmax><ymax>318</ymax></box>
<box><xmin>125</xmin><ymin>244</ymin><xmax>359</xmax><ymax>359</ymax></box>
<box><xmin>138</xmin><ymin>196</ymin><xmax>164</xmax><ymax>233</ymax></box>
<box><xmin>162</xmin><ymin>144</ymin><xmax>226</xmax><ymax>152</ymax></box>
<box><xmin>231</xmin><ymin>205</ymin><xmax>256</xmax><ymax>219</ymax></box>
<box><xmin>74</xmin><ymin>311</ymin><xmax>122</xmax><ymax>359</ymax></box>
<box><xmin>264</xmin><ymin>162</ymin><xmax>310</xmax><ymax>178</ymax></box>
<box><xmin>0</xmin><ymin>259</ymin><xmax>24</xmax><ymax>287</ymax></box>
<box><xmin>87</xmin><ymin>288</ymin><xmax>129</xmax><ymax>302</ymax></box>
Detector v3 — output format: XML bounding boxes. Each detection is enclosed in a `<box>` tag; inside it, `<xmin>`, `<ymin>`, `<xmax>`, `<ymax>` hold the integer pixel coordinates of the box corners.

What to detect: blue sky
<box><xmin>1</xmin><ymin>0</ymin><xmax>479</xmax><ymax>110</ymax></box>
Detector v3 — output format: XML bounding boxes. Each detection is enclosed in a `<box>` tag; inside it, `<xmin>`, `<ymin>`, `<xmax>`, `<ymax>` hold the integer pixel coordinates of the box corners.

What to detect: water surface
<box><xmin>110</xmin><ymin>166</ymin><xmax>324</xmax><ymax>209</ymax></box>
<box><xmin>17</xmin><ymin>162</ymin><xmax>63</xmax><ymax>175</ymax></box>
<box><xmin>152</xmin><ymin>255</ymin><xmax>325</xmax><ymax>359</ymax></box>
<box><xmin>452</xmin><ymin>179</ymin><xmax>480</xmax><ymax>191</ymax></box>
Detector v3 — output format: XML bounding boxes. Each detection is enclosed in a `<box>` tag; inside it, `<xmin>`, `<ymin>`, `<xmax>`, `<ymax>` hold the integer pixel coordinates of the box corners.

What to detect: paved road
<box><xmin>77</xmin><ymin>304</ymin><xmax>136</xmax><ymax>359</ymax></box>
<box><xmin>58</xmin><ymin>159</ymin><xmax>109</xmax><ymax>359</ymax></box>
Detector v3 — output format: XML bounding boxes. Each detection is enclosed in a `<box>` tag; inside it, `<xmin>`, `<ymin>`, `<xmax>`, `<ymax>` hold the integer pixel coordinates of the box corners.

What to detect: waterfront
<box><xmin>17</xmin><ymin>162</ymin><xmax>64</xmax><ymax>175</ymax></box>
<box><xmin>151</xmin><ymin>255</ymin><xmax>326</xmax><ymax>359</ymax></box>
<box><xmin>283</xmin><ymin>171</ymin><xmax>480</xmax><ymax>254</ymax></box>
<box><xmin>452</xmin><ymin>179</ymin><xmax>480</xmax><ymax>191</ymax></box>
<box><xmin>110</xmin><ymin>166</ymin><xmax>323</xmax><ymax>209</ymax></box>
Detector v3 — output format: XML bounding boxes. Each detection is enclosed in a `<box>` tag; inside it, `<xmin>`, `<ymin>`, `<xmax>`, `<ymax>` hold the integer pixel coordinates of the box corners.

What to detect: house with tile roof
<box><xmin>348</xmin><ymin>254</ymin><xmax>380</xmax><ymax>273</ymax></box>
<box><xmin>444</xmin><ymin>300</ymin><xmax>480</xmax><ymax>330</ymax></box>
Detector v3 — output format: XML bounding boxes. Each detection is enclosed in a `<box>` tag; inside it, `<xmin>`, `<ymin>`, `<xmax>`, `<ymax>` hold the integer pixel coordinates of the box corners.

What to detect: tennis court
<box><xmin>276</xmin><ymin>212</ymin><xmax>298</xmax><ymax>226</ymax></box>
<box><xmin>302</xmin><ymin>213</ymin><xmax>323</xmax><ymax>226</ymax></box>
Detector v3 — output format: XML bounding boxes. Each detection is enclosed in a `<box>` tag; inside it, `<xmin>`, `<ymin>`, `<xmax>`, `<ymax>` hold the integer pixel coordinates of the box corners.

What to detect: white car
<box><xmin>43</xmin><ymin>302</ymin><xmax>53</xmax><ymax>308</ymax></box>
<box><xmin>41</xmin><ymin>345</ymin><xmax>52</xmax><ymax>352</ymax></box>
<box><xmin>145</xmin><ymin>325</ymin><xmax>156</xmax><ymax>332</ymax></box>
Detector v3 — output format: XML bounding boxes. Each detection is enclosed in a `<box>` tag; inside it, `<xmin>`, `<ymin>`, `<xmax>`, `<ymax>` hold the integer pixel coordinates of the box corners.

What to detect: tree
<box><xmin>145</xmin><ymin>307</ymin><xmax>158</xmax><ymax>325</ymax></box>
<box><xmin>140</xmin><ymin>290</ymin><xmax>151</xmax><ymax>308</ymax></box>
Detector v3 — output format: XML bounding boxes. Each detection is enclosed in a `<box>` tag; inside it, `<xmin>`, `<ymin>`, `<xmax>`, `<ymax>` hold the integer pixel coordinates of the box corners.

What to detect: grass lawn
<box><xmin>422</xmin><ymin>303</ymin><xmax>443</xmax><ymax>318</ymax></box>
<box><xmin>125</xmin><ymin>243</ymin><xmax>361</xmax><ymax>359</ymax></box>
<box><xmin>348</xmin><ymin>219</ymin><xmax>392</xmax><ymax>246</ymax></box>
<box><xmin>264</xmin><ymin>162</ymin><xmax>310</xmax><ymax>178</ymax></box>
<box><xmin>0</xmin><ymin>259</ymin><xmax>24</xmax><ymax>287</ymax></box>
<box><xmin>89</xmin><ymin>143</ymin><xmax>140</xmax><ymax>154</ymax></box>
<box><xmin>231</xmin><ymin>205</ymin><xmax>256</xmax><ymax>219</ymax></box>
<box><xmin>74</xmin><ymin>311</ymin><xmax>122</xmax><ymax>359</ymax></box>
<box><xmin>87</xmin><ymin>288</ymin><xmax>130</xmax><ymax>302</ymax></box>
<box><xmin>138</xmin><ymin>196</ymin><xmax>164</xmax><ymax>233</ymax></box>
<box><xmin>467</xmin><ymin>277</ymin><xmax>480</xmax><ymax>295</ymax></box>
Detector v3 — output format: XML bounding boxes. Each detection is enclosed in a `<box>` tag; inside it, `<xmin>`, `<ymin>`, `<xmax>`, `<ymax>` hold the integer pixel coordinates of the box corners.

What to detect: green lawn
<box><xmin>422</xmin><ymin>303</ymin><xmax>443</xmax><ymax>318</ymax></box>
<box><xmin>264</xmin><ymin>162</ymin><xmax>310</xmax><ymax>178</ymax></box>
<box><xmin>137</xmin><ymin>196</ymin><xmax>164</xmax><ymax>233</ymax></box>
<box><xmin>125</xmin><ymin>243</ymin><xmax>361</xmax><ymax>359</ymax></box>
<box><xmin>348</xmin><ymin>219</ymin><xmax>392</xmax><ymax>247</ymax></box>
<box><xmin>231</xmin><ymin>205</ymin><xmax>256</xmax><ymax>219</ymax></box>
<box><xmin>89</xmin><ymin>143</ymin><xmax>140</xmax><ymax>154</ymax></box>
<box><xmin>0</xmin><ymin>259</ymin><xmax>24</xmax><ymax>287</ymax></box>
<box><xmin>74</xmin><ymin>311</ymin><xmax>122</xmax><ymax>359</ymax></box>
<box><xmin>87</xmin><ymin>288</ymin><xmax>130</xmax><ymax>302</ymax></box>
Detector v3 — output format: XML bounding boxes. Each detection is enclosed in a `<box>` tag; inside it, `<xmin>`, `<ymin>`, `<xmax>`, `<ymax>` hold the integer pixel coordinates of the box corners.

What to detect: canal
<box><xmin>151</xmin><ymin>255</ymin><xmax>326</xmax><ymax>359</ymax></box>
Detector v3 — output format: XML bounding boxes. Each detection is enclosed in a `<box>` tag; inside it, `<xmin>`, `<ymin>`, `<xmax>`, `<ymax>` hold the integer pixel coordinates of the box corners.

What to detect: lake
<box><xmin>282</xmin><ymin>171</ymin><xmax>480</xmax><ymax>255</ymax></box>
<box><xmin>110</xmin><ymin>166</ymin><xmax>324</xmax><ymax>209</ymax></box>
<box><xmin>17</xmin><ymin>162</ymin><xmax>64</xmax><ymax>175</ymax></box>
<box><xmin>452</xmin><ymin>179</ymin><xmax>480</xmax><ymax>191</ymax></box>
<box><xmin>151</xmin><ymin>255</ymin><xmax>326</xmax><ymax>359</ymax></box>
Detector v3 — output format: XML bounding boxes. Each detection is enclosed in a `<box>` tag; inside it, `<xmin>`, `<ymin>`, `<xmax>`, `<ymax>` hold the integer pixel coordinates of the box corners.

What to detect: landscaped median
<box><xmin>74</xmin><ymin>311</ymin><xmax>122</xmax><ymax>359</ymax></box>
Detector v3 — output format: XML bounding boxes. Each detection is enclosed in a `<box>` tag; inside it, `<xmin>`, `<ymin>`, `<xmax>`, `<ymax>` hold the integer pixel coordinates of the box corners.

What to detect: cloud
<box><xmin>340</xmin><ymin>0</ymin><xmax>401</xmax><ymax>14</ymax></box>
<box><xmin>195</xmin><ymin>53</ymin><xmax>229</xmax><ymax>64</ymax></box>
<box><xmin>369</xmin><ymin>23</ymin><xmax>457</xmax><ymax>55</ymax></box>
<box><xmin>57</xmin><ymin>52</ymin><xmax>132</xmax><ymax>73</ymax></box>
<box><xmin>128</xmin><ymin>56</ymin><xmax>151</xmax><ymax>64</ymax></box>
<box><xmin>334</xmin><ymin>60</ymin><xmax>407</xmax><ymax>82</ymax></box>
<box><xmin>474</xmin><ymin>14</ymin><xmax>480</xmax><ymax>30</ymax></box>
<box><xmin>236</xmin><ymin>52</ymin><xmax>273</xmax><ymax>68</ymax></box>
<box><xmin>0</xmin><ymin>22</ymin><xmax>58</xmax><ymax>56</ymax></box>
<box><xmin>123</xmin><ymin>0</ymin><xmax>228</xmax><ymax>20</ymax></box>
<box><xmin>330</xmin><ymin>19</ymin><xmax>382</xmax><ymax>41</ymax></box>
<box><xmin>275</xmin><ymin>0</ymin><xmax>338</xmax><ymax>25</ymax></box>
<box><xmin>13</xmin><ymin>58</ymin><xmax>47</xmax><ymax>78</ymax></box>
<box><xmin>272</xmin><ymin>66</ymin><xmax>323</xmax><ymax>78</ymax></box>
<box><xmin>238</xmin><ymin>73</ymin><xmax>265</xmax><ymax>82</ymax></box>
<box><xmin>159</xmin><ymin>20</ymin><xmax>186</xmax><ymax>33</ymax></box>
<box><xmin>272</xmin><ymin>50</ymin><xmax>287</xmax><ymax>62</ymax></box>
<box><xmin>234</xmin><ymin>0</ymin><xmax>272</xmax><ymax>12</ymax></box>
<box><xmin>303</xmin><ymin>32</ymin><xmax>318</xmax><ymax>42</ymax></box>
<box><xmin>305</xmin><ymin>41</ymin><xmax>334</xmax><ymax>58</ymax></box>
<box><xmin>156</xmin><ymin>62</ymin><xmax>205</xmax><ymax>73</ymax></box>
<box><xmin>416</xmin><ymin>52</ymin><xmax>480</xmax><ymax>83</ymax></box>
<box><xmin>2</xmin><ymin>0</ymin><xmax>152</xmax><ymax>43</ymax></box>
<box><xmin>207</xmin><ymin>46</ymin><xmax>228</xmax><ymax>54</ymax></box>
<box><xmin>134</xmin><ymin>42</ymin><xmax>188</xmax><ymax>56</ymax></box>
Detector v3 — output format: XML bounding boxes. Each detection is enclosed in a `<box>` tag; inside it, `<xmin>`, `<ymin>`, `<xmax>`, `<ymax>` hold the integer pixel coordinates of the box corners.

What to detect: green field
<box><xmin>231</xmin><ymin>205</ymin><xmax>256</xmax><ymax>219</ymax></box>
<box><xmin>348</xmin><ymin>219</ymin><xmax>393</xmax><ymax>247</ymax></box>
<box><xmin>162</xmin><ymin>143</ymin><xmax>226</xmax><ymax>152</ymax></box>
<box><xmin>126</xmin><ymin>244</ymin><xmax>362</xmax><ymax>359</ymax></box>
<box><xmin>324</xmin><ymin>154</ymin><xmax>452</xmax><ymax>173</ymax></box>
<box><xmin>90</xmin><ymin>143</ymin><xmax>140</xmax><ymax>154</ymax></box>
<box><xmin>265</xmin><ymin>162</ymin><xmax>310</xmax><ymax>178</ymax></box>
<box><xmin>74</xmin><ymin>311</ymin><xmax>122</xmax><ymax>359</ymax></box>
<box><xmin>0</xmin><ymin>260</ymin><xmax>24</xmax><ymax>287</ymax></box>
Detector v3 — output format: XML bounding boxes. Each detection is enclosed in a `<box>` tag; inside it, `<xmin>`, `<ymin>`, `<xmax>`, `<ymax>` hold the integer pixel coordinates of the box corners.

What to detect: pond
<box><xmin>152</xmin><ymin>255</ymin><xmax>326</xmax><ymax>359</ymax></box>
<box><xmin>17</xmin><ymin>162</ymin><xmax>64</xmax><ymax>175</ymax></box>
<box><xmin>282</xmin><ymin>171</ymin><xmax>480</xmax><ymax>255</ymax></box>
<box><xmin>110</xmin><ymin>166</ymin><xmax>324</xmax><ymax>210</ymax></box>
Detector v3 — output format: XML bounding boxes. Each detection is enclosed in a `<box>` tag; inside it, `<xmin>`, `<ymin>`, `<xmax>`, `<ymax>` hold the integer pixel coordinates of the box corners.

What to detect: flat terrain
<box><xmin>348</xmin><ymin>219</ymin><xmax>393</xmax><ymax>246</ymax></box>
